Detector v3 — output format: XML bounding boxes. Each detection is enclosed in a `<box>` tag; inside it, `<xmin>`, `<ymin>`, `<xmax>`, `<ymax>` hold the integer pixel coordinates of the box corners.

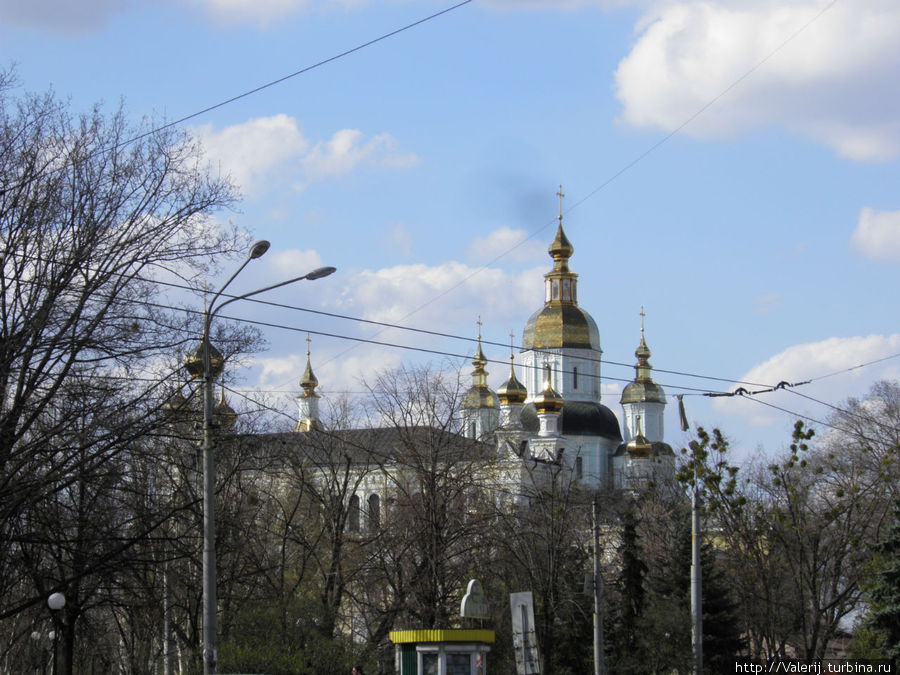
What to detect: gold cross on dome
<box><xmin>556</xmin><ymin>185</ymin><xmax>565</xmax><ymax>224</ymax></box>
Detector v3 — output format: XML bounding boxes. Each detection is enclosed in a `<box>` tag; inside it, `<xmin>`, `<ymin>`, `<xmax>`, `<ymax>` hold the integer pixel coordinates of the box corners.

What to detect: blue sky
<box><xmin>2</xmin><ymin>0</ymin><xmax>898</xmax><ymax>459</ymax></box>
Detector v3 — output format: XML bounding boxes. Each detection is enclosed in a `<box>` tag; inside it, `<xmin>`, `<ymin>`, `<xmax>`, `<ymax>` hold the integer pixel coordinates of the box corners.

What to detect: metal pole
<box><xmin>593</xmin><ymin>495</ymin><xmax>604</xmax><ymax>675</ymax></box>
<box><xmin>202</xmin><ymin>325</ymin><xmax>216</xmax><ymax>675</ymax></box>
<box><xmin>691</xmin><ymin>477</ymin><xmax>703</xmax><ymax>675</ymax></box>
<box><xmin>196</xmin><ymin>248</ymin><xmax>333</xmax><ymax>675</ymax></box>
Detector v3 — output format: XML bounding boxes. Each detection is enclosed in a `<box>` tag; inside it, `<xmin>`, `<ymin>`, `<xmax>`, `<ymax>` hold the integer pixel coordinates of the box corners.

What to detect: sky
<box><xmin>2</xmin><ymin>0</ymin><xmax>898</xmax><ymax>461</ymax></box>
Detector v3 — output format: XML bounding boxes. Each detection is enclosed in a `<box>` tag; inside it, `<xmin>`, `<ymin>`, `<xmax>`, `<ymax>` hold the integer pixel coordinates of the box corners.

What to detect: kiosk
<box><xmin>389</xmin><ymin>629</ymin><xmax>494</xmax><ymax>675</ymax></box>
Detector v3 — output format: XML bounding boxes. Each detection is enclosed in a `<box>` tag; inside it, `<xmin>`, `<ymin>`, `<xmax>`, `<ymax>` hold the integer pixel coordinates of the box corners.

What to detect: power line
<box><xmin>0</xmin><ymin>1</ymin><xmax>474</xmax><ymax>196</ymax></box>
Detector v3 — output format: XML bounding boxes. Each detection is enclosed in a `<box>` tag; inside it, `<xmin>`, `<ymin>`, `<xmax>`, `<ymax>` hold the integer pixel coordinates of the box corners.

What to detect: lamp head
<box><xmin>47</xmin><ymin>592</ymin><xmax>66</xmax><ymax>611</ymax></box>
<box><xmin>305</xmin><ymin>266</ymin><xmax>336</xmax><ymax>280</ymax></box>
<box><xmin>249</xmin><ymin>240</ymin><xmax>271</xmax><ymax>260</ymax></box>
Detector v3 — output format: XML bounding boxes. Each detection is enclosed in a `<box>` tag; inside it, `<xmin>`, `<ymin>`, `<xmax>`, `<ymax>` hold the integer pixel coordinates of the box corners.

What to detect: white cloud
<box><xmin>301</xmin><ymin>129</ymin><xmax>420</xmax><ymax>182</ymax></box>
<box><xmin>851</xmin><ymin>208</ymin><xmax>900</xmax><ymax>262</ymax></box>
<box><xmin>336</xmin><ymin>262</ymin><xmax>543</xmax><ymax>331</ymax></box>
<box><xmin>466</xmin><ymin>227</ymin><xmax>547</xmax><ymax>264</ymax></box>
<box><xmin>194</xmin><ymin>116</ymin><xmax>418</xmax><ymax>197</ymax></box>
<box><xmin>186</xmin><ymin>0</ymin><xmax>367</xmax><ymax>25</ymax></box>
<box><xmin>615</xmin><ymin>0</ymin><xmax>900</xmax><ymax>160</ymax></box>
<box><xmin>194</xmin><ymin>115</ymin><xmax>311</xmax><ymax>197</ymax></box>
<box><xmin>713</xmin><ymin>334</ymin><xmax>900</xmax><ymax>426</ymax></box>
<box><xmin>483</xmin><ymin>0</ymin><xmax>639</xmax><ymax>8</ymax></box>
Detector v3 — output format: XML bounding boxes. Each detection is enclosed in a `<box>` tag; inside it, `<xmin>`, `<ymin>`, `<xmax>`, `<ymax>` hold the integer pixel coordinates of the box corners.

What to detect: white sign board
<box><xmin>510</xmin><ymin>592</ymin><xmax>541</xmax><ymax>675</ymax></box>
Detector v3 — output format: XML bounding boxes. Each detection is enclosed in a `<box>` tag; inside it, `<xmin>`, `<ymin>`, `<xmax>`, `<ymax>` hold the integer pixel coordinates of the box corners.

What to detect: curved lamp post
<box><xmin>186</xmin><ymin>241</ymin><xmax>335</xmax><ymax>675</ymax></box>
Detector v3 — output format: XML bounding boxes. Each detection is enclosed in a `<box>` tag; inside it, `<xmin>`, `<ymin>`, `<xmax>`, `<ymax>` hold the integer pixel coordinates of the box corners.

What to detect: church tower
<box><xmin>295</xmin><ymin>335</ymin><xmax>322</xmax><ymax>433</ymax></box>
<box><xmin>614</xmin><ymin>313</ymin><xmax>675</xmax><ymax>490</ymax></box>
<box><xmin>517</xmin><ymin>187</ymin><xmax>622</xmax><ymax>484</ymax></box>
<box><xmin>461</xmin><ymin>321</ymin><xmax>499</xmax><ymax>440</ymax></box>
<box><xmin>620</xmin><ymin>309</ymin><xmax>666</xmax><ymax>443</ymax></box>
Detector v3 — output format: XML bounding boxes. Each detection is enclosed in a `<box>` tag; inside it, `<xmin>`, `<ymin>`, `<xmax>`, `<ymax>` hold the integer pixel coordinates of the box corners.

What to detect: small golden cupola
<box><xmin>184</xmin><ymin>334</ymin><xmax>225</xmax><ymax>380</ymax></box>
<box><xmin>462</xmin><ymin>320</ymin><xmax>500</xmax><ymax>439</ymax></box>
<box><xmin>625</xmin><ymin>415</ymin><xmax>653</xmax><ymax>457</ymax></box>
<box><xmin>620</xmin><ymin>308</ymin><xmax>666</xmax><ymax>407</ymax></box>
<box><xmin>295</xmin><ymin>334</ymin><xmax>323</xmax><ymax>432</ymax></box>
<box><xmin>533</xmin><ymin>363</ymin><xmax>564</xmax><ymax>437</ymax></box>
<box><xmin>215</xmin><ymin>379</ymin><xmax>238</xmax><ymax>431</ymax></box>
<box><xmin>163</xmin><ymin>385</ymin><xmax>190</xmax><ymax>420</ymax></box>
<box><xmin>497</xmin><ymin>339</ymin><xmax>527</xmax><ymax>407</ymax></box>
<box><xmin>497</xmin><ymin>332</ymin><xmax>528</xmax><ymax>428</ymax></box>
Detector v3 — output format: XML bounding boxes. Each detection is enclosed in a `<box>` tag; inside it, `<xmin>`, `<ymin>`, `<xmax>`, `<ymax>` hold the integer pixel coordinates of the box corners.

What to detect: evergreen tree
<box><xmin>608</xmin><ymin>504</ymin><xmax>648</xmax><ymax>674</ymax></box>
<box><xmin>856</xmin><ymin>502</ymin><xmax>900</xmax><ymax>667</ymax></box>
<box><xmin>642</xmin><ymin>502</ymin><xmax>744</xmax><ymax>673</ymax></box>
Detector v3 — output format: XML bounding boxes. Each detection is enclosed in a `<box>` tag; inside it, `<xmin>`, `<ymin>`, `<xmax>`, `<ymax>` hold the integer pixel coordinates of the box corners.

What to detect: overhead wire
<box><xmin>1</xmin><ymin>0</ymin><xmax>856</xmax><ymax>417</ymax></box>
<box><xmin>0</xmin><ymin>0</ymin><xmax>475</xmax><ymax>197</ymax></box>
<box><xmin>5</xmin><ymin>252</ymin><xmax>898</xmax><ymax>425</ymax></box>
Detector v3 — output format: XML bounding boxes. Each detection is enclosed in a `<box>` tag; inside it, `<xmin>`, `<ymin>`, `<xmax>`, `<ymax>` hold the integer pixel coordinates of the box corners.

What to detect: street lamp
<box><xmin>184</xmin><ymin>241</ymin><xmax>335</xmax><ymax>675</ymax></box>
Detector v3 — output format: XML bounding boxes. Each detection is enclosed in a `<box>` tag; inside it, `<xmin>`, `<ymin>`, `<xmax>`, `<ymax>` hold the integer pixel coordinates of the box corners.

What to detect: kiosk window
<box><xmin>447</xmin><ymin>653</ymin><xmax>472</xmax><ymax>675</ymax></box>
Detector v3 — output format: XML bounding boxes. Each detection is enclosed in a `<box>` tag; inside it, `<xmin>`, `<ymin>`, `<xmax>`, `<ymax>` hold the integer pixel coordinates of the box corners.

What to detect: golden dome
<box><xmin>162</xmin><ymin>388</ymin><xmax>189</xmax><ymax>417</ymax></box>
<box><xmin>549</xmin><ymin>223</ymin><xmax>573</xmax><ymax>262</ymax></box>
<box><xmin>620</xmin><ymin>318</ymin><xmax>666</xmax><ymax>405</ymax></box>
<box><xmin>299</xmin><ymin>334</ymin><xmax>319</xmax><ymax>398</ymax></box>
<box><xmin>497</xmin><ymin>358</ymin><xmax>527</xmax><ymax>405</ymax></box>
<box><xmin>462</xmin><ymin>329</ymin><xmax>498</xmax><ymax>410</ymax></box>
<box><xmin>215</xmin><ymin>385</ymin><xmax>238</xmax><ymax>430</ymax></box>
<box><xmin>533</xmin><ymin>364</ymin><xmax>563</xmax><ymax>414</ymax></box>
<box><xmin>626</xmin><ymin>432</ymin><xmax>653</xmax><ymax>457</ymax></box>
<box><xmin>184</xmin><ymin>338</ymin><xmax>224</xmax><ymax>379</ymax></box>
<box><xmin>521</xmin><ymin>213</ymin><xmax>600</xmax><ymax>352</ymax></box>
<box><xmin>521</xmin><ymin>305</ymin><xmax>600</xmax><ymax>350</ymax></box>
<box><xmin>299</xmin><ymin>356</ymin><xmax>319</xmax><ymax>398</ymax></box>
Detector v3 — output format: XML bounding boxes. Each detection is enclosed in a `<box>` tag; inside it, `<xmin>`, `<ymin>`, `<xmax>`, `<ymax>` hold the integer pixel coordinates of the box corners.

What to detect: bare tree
<box><xmin>0</xmin><ymin>70</ymin><xmax>246</xmax><ymax>671</ymax></box>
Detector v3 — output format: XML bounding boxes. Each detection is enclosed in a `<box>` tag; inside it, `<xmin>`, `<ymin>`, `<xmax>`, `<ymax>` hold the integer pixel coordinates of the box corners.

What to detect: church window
<box><xmin>562</xmin><ymin>278</ymin><xmax>571</xmax><ymax>301</ymax></box>
<box><xmin>552</xmin><ymin>279</ymin><xmax>560</xmax><ymax>300</ymax></box>
<box><xmin>348</xmin><ymin>494</ymin><xmax>360</xmax><ymax>532</ymax></box>
<box><xmin>575</xmin><ymin>456</ymin><xmax>583</xmax><ymax>478</ymax></box>
<box><xmin>469</xmin><ymin>421</ymin><xmax>476</xmax><ymax>439</ymax></box>
<box><xmin>573</xmin><ymin>366</ymin><xmax>578</xmax><ymax>390</ymax></box>
<box><xmin>367</xmin><ymin>494</ymin><xmax>380</xmax><ymax>530</ymax></box>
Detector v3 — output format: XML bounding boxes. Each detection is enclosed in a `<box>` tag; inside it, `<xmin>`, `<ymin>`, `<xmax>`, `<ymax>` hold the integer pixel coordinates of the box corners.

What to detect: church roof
<box><xmin>521</xmin><ymin>304</ymin><xmax>600</xmax><ymax>351</ymax></box>
<box><xmin>520</xmin><ymin>401</ymin><xmax>622</xmax><ymax>440</ymax></box>
<box><xmin>234</xmin><ymin>426</ymin><xmax>493</xmax><ymax>468</ymax></box>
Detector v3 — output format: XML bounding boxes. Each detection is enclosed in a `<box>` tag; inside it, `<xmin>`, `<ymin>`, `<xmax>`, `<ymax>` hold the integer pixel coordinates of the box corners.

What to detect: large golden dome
<box><xmin>521</xmin><ymin>304</ymin><xmax>600</xmax><ymax>350</ymax></box>
<box><xmin>520</xmin><ymin>221</ymin><xmax>600</xmax><ymax>351</ymax></box>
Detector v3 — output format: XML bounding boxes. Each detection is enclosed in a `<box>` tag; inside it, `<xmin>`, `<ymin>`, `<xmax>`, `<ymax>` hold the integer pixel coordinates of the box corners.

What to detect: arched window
<box><xmin>573</xmin><ymin>366</ymin><xmax>578</xmax><ymax>390</ymax></box>
<box><xmin>575</xmin><ymin>456</ymin><xmax>583</xmax><ymax>479</ymax></box>
<box><xmin>348</xmin><ymin>494</ymin><xmax>360</xmax><ymax>532</ymax></box>
<box><xmin>367</xmin><ymin>494</ymin><xmax>380</xmax><ymax>530</ymax></box>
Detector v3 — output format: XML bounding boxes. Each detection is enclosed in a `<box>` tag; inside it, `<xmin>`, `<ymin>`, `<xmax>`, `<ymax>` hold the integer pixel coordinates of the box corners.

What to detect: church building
<box><xmin>457</xmin><ymin>199</ymin><xmax>675</xmax><ymax>492</ymax></box>
<box><xmin>291</xmin><ymin>194</ymin><xmax>675</xmax><ymax>493</ymax></box>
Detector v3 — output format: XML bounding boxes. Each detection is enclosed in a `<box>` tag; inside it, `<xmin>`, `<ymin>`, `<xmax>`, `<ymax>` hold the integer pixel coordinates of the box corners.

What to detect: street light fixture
<box><xmin>185</xmin><ymin>242</ymin><xmax>335</xmax><ymax>675</ymax></box>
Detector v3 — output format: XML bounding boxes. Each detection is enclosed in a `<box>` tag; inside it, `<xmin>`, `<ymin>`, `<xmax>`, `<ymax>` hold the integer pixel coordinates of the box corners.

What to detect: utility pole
<box><xmin>593</xmin><ymin>494</ymin><xmax>605</xmax><ymax>675</ymax></box>
<box><xmin>691</xmin><ymin>468</ymin><xmax>703</xmax><ymax>675</ymax></box>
